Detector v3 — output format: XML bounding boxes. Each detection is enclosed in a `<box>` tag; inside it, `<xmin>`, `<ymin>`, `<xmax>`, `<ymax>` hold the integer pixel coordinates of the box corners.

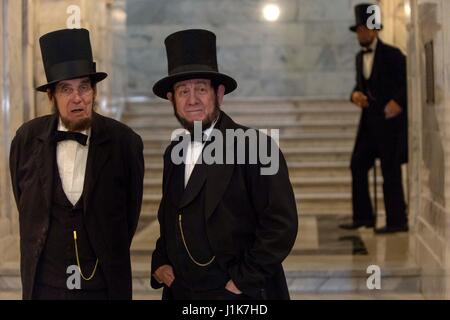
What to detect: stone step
<box><xmin>143</xmin><ymin>176</ymin><xmax>383</xmax><ymax>195</ymax></box>
<box><xmin>124</xmin><ymin>115</ymin><xmax>360</xmax><ymax>127</ymax></box>
<box><xmin>139</xmin><ymin>193</ymin><xmax>385</xmax><ymax>218</ymax></box>
<box><xmin>126</xmin><ymin>99</ymin><xmax>356</xmax><ymax>113</ymax></box>
<box><xmin>143</xmin><ymin>140</ymin><xmax>355</xmax><ymax>151</ymax></box>
<box><xmin>287</xmin><ymin>276</ymin><xmax>421</xmax><ymax>295</ymax></box>
<box><xmin>0</xmin><ymin>278</ymin><xmax>420</xmax><ymax>300</ymax></box>
<box><xmin>126</xmin><ymin>118</ymin><xmax>359</xmax><ymax>129</ymax></box>
<box><xmin>140</xmin><ymin>133</ymin><xmax>357</xmax><ymax>150</ymax></box>
<box><xmin>143</xmin><ymin>161</ymin><xmax>381</xmax><ymax>179</ymax></box>
<box><xmin>131</xmin><ymin>279</ymin><xmax>422</xmax><ymax>298</ymax></box>
<box><xmin>128</xmin><ymin>259</ymin><xmax>420</xmax><ymax>276</ymax></box>
<box><xmin>143</xmin><ymin>146</ymin><xmax>354</xmax><ymax>163</ymax></box>
<box><xmin>127</xmin><ymin>256</ymin><xmax>421</xmax><ymax>297</ymax></box>
<box><xmin>139</xmin><ymin>132</ymin><xmax>357</xmax><ymax>143</ymax></box>
<box><xmin>123</xmin><ymin>111</ymin><xmax>360</xmax><ymax>123</ymax></box>
<box><xmin>135</xmin><ymin>125</ymin><xmax>358</xmax><ymax>137</ymax></box>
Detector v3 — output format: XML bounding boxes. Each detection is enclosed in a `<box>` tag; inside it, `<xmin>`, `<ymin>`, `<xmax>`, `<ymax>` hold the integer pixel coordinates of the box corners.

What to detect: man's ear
<box><xmin>167</xmin><ymin>92</ymin><xmax>173</xmax><ymax>102</ymax></box>
<box><xmin>217</xmin><ymin>84</ymin><xmax>225</xmax><ymax>105</ymax></box>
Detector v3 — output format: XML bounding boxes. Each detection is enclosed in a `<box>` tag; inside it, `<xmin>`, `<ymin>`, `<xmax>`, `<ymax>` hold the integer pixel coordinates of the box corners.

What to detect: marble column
<box><xmin>0</xmin><ymin>0</ymin><xmax>25</xmax><ymax>265</ymax></box>
<box><xmin>408</xmin><ymin>0</ymin><xmax>450</xmax><ymax>299</ymax></box>
<box><xmin>380</xmin><ymin>0</ymin><xmax>410</xmax><ymax>53</ymax></box>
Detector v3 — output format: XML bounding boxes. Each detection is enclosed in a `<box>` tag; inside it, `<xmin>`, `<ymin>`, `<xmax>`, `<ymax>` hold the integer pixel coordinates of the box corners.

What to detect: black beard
<box><xmin>359</xmin><ymin>39</ymin><xmax>374</xmax><ymax>48</ymax></box>
<box><xmin>53</xmin><ymin>101</ymin><xmax>94</xmax><ymax>131</ymax></box>
<box><xmin>172</xmin><ymin>97</ymin><xmax>221</xmax><ymax>134</ymax></box>
<box><xmin>60</xmin><ymin>116</ymin><xmax>92</xmax><ymax>131</ymax></box>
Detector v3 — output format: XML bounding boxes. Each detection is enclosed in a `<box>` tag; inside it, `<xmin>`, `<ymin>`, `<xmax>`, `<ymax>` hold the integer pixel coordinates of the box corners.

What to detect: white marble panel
<box><xmin>297</xmin><ymin>0</ymin><xmax>354</xmax><ymax>21</ymax></box>
<box><xmin>125</xmin><ymin>0</ymin><xmax>360</xmax><ymax>98</ymax></box>
<box><xmin>304</xmin><ymin>20</ymin><xmax>356</xmax><ymax>46</ymax></box>
<box><xmin>306</xmin><ymin>72</ymin><xmax>355</xmax><ymax>96</ymax></box>
<box><xmin>127</xmin><ymin>0</ymin><xmax>299</xmax><ymax>26</ymax></box>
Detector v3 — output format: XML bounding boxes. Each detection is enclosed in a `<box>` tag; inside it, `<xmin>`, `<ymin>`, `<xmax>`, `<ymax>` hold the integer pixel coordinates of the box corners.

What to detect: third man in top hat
<box><xmin>339</xmin><ymin>3</ymin><xmax>408</xmax><ymax>234</ymax></box>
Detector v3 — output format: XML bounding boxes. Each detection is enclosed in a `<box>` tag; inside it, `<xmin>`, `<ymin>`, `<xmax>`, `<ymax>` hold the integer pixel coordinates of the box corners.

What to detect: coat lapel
<box><xmin>165</xmin><ymin>112</ymin><xmax>236</xmax><ymax>218</ymax></box>
<box><xmin>178</xmin><ymin>152</ymin><xmax>207</xmax><ymax>208</ymax></box>
<box><xmin>35</xmin><ymin>114</ymin><xmax>58</xmax><ymax>212</ymax></box>
<box><xmin>356</xmin><ymin>51</ymin><xmax>364</xmax><ymax>85</ymax></box>
<box><xmin>83</xmin><ymin>113</ymin><xmax>112</xmax><ymax>211</ymax></box>
<box><xmin>369</xmin><ymin>39</ymin><xmax>383</xmax><ymax>83</ymax></box>
<box><xmin>177</xmin><ymin>112</ymin><xmax>236</xmax><ymax>213</ymax></box>
<box><xmin>204</xmin><ymin>162</ymin><xmax>234</xmax><ymax>220</ymax></box>
<box><xmin>204</xmin><ymin>112</ymin><xmax>235</xmax><ymax>220</ymax></box>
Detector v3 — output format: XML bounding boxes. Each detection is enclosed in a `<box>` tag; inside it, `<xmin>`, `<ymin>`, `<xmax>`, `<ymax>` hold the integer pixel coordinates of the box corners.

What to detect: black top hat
<box><xmin>36</xmin><ymin>28</ymin><xmax>107</xmax><ymax>92</ymax></box>
<box><xmin>153</xmin><ymin>29</ymin><xmax>237</xmax><ymax>99</ymax></box>
<box><xmin>349</xmin><ymin>3</ymin><xmax>383</xmax><ymax>32</ymax></box>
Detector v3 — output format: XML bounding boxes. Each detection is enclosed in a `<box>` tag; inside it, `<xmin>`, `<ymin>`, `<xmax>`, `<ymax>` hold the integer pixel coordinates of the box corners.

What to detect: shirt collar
<box><xmin>57</xmin><ymin>118</ymin><xmax>91</xmax><ymax>144</ymax></box>
<box><xmin>368</xmin><ymin>37</ymin><xmax>378</xmax><ymax>52</ymax></box>
<box><xmin>183</xmin><ymin>115</ymin><xmax>220</xmax><ymax>143</ymax></box>
<box><xmin>203</xmin><ymin>116</ymin><xmax>219</xmax><ymax>140</ymax></box>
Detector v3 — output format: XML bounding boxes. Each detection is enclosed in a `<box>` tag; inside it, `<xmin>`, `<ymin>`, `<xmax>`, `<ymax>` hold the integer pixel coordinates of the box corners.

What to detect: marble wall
<box><xmin>407</xmin><ymin>0</ymin><xmax>450</xmax><ymax>299</ymax></box>
<box><xmin>126</xmin><ymin>0</ymin><xmax>381</xmax><ymax>99</ymax></box>
<box><xmin>0</xmin><ymin>0</ymin><xmax>27</xmax><ymax>265</ymax></box>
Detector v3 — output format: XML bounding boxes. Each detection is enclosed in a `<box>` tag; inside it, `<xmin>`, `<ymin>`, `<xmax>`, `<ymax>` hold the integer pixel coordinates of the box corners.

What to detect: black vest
<box><xmin>361</xmin><ymin>67</ymin><xmax>385</xmax><ymax>125</ymax></box>
<box><xmin>35</xmin><ymin>161</ymin><xmax>106</xmax><ymax>290</ymax></box>
<box><xmin>167</xmin><ymin>146</ymin><xmax>228</xmax><ymax>291</ymax></box>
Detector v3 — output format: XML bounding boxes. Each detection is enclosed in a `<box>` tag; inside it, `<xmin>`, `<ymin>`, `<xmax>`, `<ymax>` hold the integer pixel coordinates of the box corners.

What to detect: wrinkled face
<box><xmin>167</xmin><ymin>78</ymin><xmax>225</xmax><ymax>130</ymax></box>
<box><xmin>356</xmin><ymin>25</ymin><xmax>378</xmax><ymax>47</ymax></box>
<box><xmin>50</xmin><ymin>77</ymin><xmax>96</xmax><ymax>131</ymax></box>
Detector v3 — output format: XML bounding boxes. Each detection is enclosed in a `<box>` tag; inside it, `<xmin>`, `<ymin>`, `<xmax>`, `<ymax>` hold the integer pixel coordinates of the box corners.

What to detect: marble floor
<box><xmin>0</xmin><ymin>214</ymin><xmax>423</xmax><ymax>300</ymax></box>
<box><xmin>283</xmin><ymin>215</ymin><xmax>422</xmax><ymax>299</ymax></box>
<box><xmin>128</xmin><ymin>214</ymin><xmax>423</xmax><ymax>300</ymax></box>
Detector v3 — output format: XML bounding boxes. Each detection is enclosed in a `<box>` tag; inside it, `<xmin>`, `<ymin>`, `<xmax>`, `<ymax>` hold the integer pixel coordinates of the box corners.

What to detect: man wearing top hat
<box><xmin>339</xmin><ymin>3</ymin><xmax>408</xmax><ymax>234</ymax></box>
<box><xmin>150</xmin><ymin>29</ymin><xmax>298</xmax><ymax>300</ymax></box>
<box><xmin>9</xmin><ymin>28</ymin><xmax>144</xmax><ymax>299</ymax></box>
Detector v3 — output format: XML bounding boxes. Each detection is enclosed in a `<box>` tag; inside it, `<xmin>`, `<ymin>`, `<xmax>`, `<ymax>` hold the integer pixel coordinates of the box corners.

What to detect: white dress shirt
<box><xmin>184</xmin><ymin>118</ymin><xmax>218</xmax><ymax>188</ymax></box>
<box><xmin>56</xmin><ymin>119</ymin><xmax>90</xmax><ymax>205</ymax></box>
<box><xmin>363</xmin><ymin>37</ymin><xmax>378</xmax><ymax>80</ymax></box>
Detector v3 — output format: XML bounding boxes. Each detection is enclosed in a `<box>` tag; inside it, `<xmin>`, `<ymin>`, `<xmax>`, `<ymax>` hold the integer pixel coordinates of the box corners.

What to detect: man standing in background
<box><xmin>339</xmin><ymin>3</ymin><xmax>408</xmax><ymax>234</ymax></box>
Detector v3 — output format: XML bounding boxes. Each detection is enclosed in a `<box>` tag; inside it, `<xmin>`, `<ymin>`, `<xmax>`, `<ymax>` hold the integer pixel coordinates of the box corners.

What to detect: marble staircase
<box><xmin>0</xmin><ymin>99</ymin><xmax>421</xmax><ymax>300</ymax></box>
<box><xmin>124</xmin><ymin>99</ymin><xmax>386</xmax><ymax>227</ymax></box>
<box><xmin>123</xmin><ymin>99</ymin><xmax>420</xmax><ymax>300</ymax></box>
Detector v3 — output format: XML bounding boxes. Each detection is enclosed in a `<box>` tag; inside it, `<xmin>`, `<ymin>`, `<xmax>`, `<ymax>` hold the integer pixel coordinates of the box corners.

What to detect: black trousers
<box><xmin>32</xmin><ymin>283</ymin><xmax>108</xmax><ymax>300</ymax></box>
<box><xmin>350</xmin><ymin>119</ymin><xmax>407</xmax><ymax>227</ymax></box>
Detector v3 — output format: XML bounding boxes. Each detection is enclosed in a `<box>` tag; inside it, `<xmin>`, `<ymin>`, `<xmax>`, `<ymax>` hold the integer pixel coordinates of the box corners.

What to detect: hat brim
<box><xmin>152</xmin><ymin>71</ymin><xmax>237</xmax><ymax>100</ymax></box>
<box><xmin>349</xmin><ymin>24</ymin><xmax>383</xmax><ymax>32</ymax></box>
<box><xmin>36</xmin><ymin>72</ymin><xmax>108</xmax><ymax>92</ymax></box>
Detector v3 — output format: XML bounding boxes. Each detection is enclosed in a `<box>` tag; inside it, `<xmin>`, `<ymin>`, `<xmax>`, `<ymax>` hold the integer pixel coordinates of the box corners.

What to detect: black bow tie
<box><xmin>361</xmin><ymin>48</ymin><xmax>373</xmax><ymax>54</ymax></box>
<box><xmin>54</xmin><ymin>130</ymin><xmax>88</xmax><ymax>146</ymax></box>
